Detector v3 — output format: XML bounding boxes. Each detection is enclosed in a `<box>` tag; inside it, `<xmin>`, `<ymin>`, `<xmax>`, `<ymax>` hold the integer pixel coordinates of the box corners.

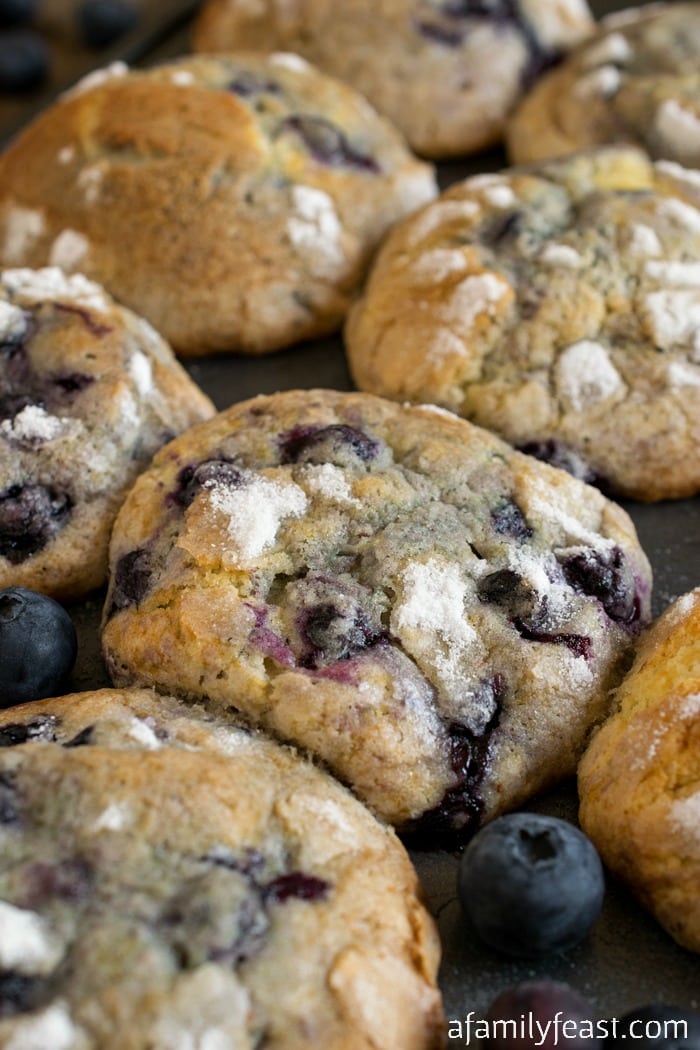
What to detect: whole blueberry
<box><xmin>605</xmin><ymin>1004</ymin><xmax>700</xmax><ymax>1049</ymax></box>
<box><xmin>0</xmin><ymin>30</ymin><xmax>48</xmax><ymax>92</ymax></box>
<box><xmin>77</xmin><ymin>0</ymin><xmax>138</xmax><ymax>49</ymax></box>
<box><xmin>0</xmin><ymin>588</ymin><xmax>77</xmax><ymax>706</ymax></box>
<box><xmin>486</xmin><ymin>981</ymin><xmax>603</xmax><ymax>1048</ymax></box>
<box><xmin>457</xmin><ymin>812</ymin><xmax>604</xmax><ymax>956</ymax></box>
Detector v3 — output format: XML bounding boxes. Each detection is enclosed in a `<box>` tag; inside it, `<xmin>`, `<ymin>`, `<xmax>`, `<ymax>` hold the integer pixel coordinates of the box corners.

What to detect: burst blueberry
<box><xmin>0</xmin><ymin>483</ymin><xmax>72</xmax><ymax>563</ymax></box>
<box><xmin>458</xmin><ymin>812</ymin><xmax>605</xmax><ymax>956</ymax></box>
<box><xmin>0</xmin><ymin>587</ymin><xmax>77</xmax><ymax>706</ymax></box>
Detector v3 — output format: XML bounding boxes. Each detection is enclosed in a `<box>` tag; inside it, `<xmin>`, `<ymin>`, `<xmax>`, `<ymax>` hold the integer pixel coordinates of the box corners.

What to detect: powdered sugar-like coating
<box><xmin>482</xmin><ymin>185</ymin><xmax>516</xmax><ymax>209</ymax></box>
<box><xmin>405</xmin><ymin>200</ymin><xmax>480</xmax><ymax>246</ymax></box>
<box><xmin>269</xmin><ymin>52</ymin><xmax>310</xmax><ymax>72</ymax></box>
<box><xmin>206</xmin><ymin>476</ymin><xmax>308</xmax><ymax>563</ymax></box>
<box><xmin>77</xmin><ymin>166</ymin><xmax>103</xmax><ymax>205</ymax></box>
<box><xmin>287</xmin><ymin>186</ymin><xmax>344</xmax><ymax>271</ymax></box>
<box><xmin>4</xmin><ymin>1004</ymin><xmax>80</xmax><ymax>1050</ymax></box>
<box><xmin>301</xmin><ymin>463</ymin><xmax>358</xmax><ymax>505</ymax></box>
<box><xmin>668</xmin><ymin>361</ymin><xmax>700</xmax><ymax>388</ymax></box>
<box><xmin>68</xmin><ymin>60</ymin><xmax>129</xmax><ymax>97</ymax></box>
<box><xmin>92</xmin><ymin>801</ymin><xmax>133</xmax><ymax>832</ymax></box>
<box><xmin>0</xmin><ymin>901</ymin><xmax>62</xmax><ymax>975</ymax></box>
<box><xmin>628</xmin><ymin>224</ymin><xmax>662</xmax><ymax>257</ymax></box>
<box><xmin>49</xmin><ymin>229</ymin><xmax>89</xmax><ymax>270</ymax></box>
<box><xmin>540</xmin><ymin>243</ymin><xmax>583</xmax><ymax>268</ymax></box>
<box><xmin>2</xmin><ymin>206</ymin><xmax>45</xmax><ymax>264</ymax></box>
<box><xmin>0</xmin><ymin>298</ymin><xmax>26</xmax><ymax>339</ymax></box>
<box><xmin>642</xmin><ymin>289</ymin><xmax>700</xmax><ymax>352</ymax></box>
<box><xmin>555</xmin><ymin>341</ymin><xmax>625</xmax><ymax>413</ymax></box>
<box><xmin>408</xmin><ymin>249</ymin><xmax>467</xmax><ymax>284</ymax></box>
<box><xmin>129</xmin><ymin>351</ymin><xmax>153</xmax><ymax>397</ymax></box>
<box><xmin>2</xmin><ymin>267</ymin><xmax>110</xmax><ymax>312</ymax></box>
<box><xmin>655</xmin><ymin>159</ymin><xmax>700</xmax><ymax>191</ymax></box>
<box><xmin>655</xmin><ymin>99</ymin><xmax>700</xmax><ymax>157</ymax></box>
<box><xmin>668</xmin><ymin>792</ymin><xmax>700</xmax><ymax>847</ymax></box>
<box><xmin>445</xmin><ymin>273</ymin><xmax>510</xmax><ymax>328</ymax></box>
<box><xmin>645</xmin><ymin>260</ymin><xmax>700</xmax><ymax>286</ymax></box>
<box><xmin>0</xmin><ymin>405</ymin><xmax>81</xmax><ymax>445</ymax></box>
<box><xmin>574</xmin><ymin>65</ymin><xmax>621</xmax><ymax>99</ymax></box>
<box><xmin>127</xmin><ymin>717</ymin><xmax>162</xmax><ymax>750</ymax></box>
<box><xmin>580</xmin><ymin>31</ymin><xmax>633</xmax><ymax>68</ymax></box>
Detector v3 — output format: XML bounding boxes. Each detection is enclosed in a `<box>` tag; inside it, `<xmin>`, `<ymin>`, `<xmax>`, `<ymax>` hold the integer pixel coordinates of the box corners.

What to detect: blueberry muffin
<box><xmin>193</xmin><ymin>0</ymin><xmax>594</xmax><ymax>159</ymax></box>
<box><xmin>579</xmin><ymin>589</ymin><xmax>700</xmax><ymax>955</ymax></box>
<box><xmin>0</xmin><ymin>687</ymin><xmax>445</xmax><ymax>1049</ymax></box>
<box><xmin>0</xmin><ymin>54</ymin><xmax>436</xmax><ymax>357</ymax></box>
<box><xmin>507</xmin><ymin>3</ymin><xmax>700</xmax><ymax>166</ymax></box>
<box><xmin>101</xmin><ymin>389</ymin><xmax>652</xmax><ymax>842</ymax></box>
<box><xmin>0</xmin><ymin>267</ymin><xmax>214</xmax><ymax>600</ymax></box>
<box><xmin>346</xmin><ymin>145</ymin><xmax>700</xmax><ymax>502</ymax></box>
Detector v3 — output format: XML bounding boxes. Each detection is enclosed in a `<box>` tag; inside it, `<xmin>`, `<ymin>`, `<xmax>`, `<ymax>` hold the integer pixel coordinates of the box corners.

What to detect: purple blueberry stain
<box><xmin>20</xmin><ymin>859</ymin><xmax>92</xmax><ymax>907</ymax></box>
<box><xmin>279</xmin><ymin>423</ymin><xmax>380</xmax><ymax>467</ymax></box>
<box><xmin>477</xmin><ymin>568</ymin><xmax>538</xmax><ymax>620</ymax></box>
<box><xmin>173</xmin><ymin>457</ymin><xmax>244</xmax><ymax>509</ymax></box>
<box><xmin>246</xmin><ymin>604</ymin><xmax>296</xmax><ymax>669</ymax></box>
<box><xmin>107</xmin><ymin>548</ymin><xmax>152</xmax><ymax>617</ymax></box>
<box><xmin>402</xmin><ymin>675</ymin><xmax>505</xmax><ymax>845</ymax></box>
<box><xmin>513</xmin><ymin>617</ymin><xmax>593</xmax><ymax>660</ymax></box>
<box><xmin>415</xmin><ymin>19</ymin><xmax>464</xmax><ymax>46</ymax></box>
<box><xmin>559</xmin><ymin>545</ymin><xmax>640</xmax><ymax>625</ymax></box>
<box><xmin>278</xmin><ymin>115</ymin><xmax>380</xmax><ymax>173</ymax></box>
<box><xmin>0</xmin><ymin>484</ymin><xmax>72</xmax><ymax>563</ymax></box>
<box><xmin>265</xmin><ymin>872</ymin><xmax>330</xmax><ymax>904</ymax></box>
<box><xmin>53</xmin><ymin>302</ymin><xmax>113</xmax><ymax>338</ymax></box>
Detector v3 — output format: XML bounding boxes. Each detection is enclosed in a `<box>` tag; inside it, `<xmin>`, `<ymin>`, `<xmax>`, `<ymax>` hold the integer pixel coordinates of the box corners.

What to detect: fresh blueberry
<box><xmin>77</xmin><ymin>0</ymin><xmax>138</xmax><ymax>48</ymax></box>
<box><xmin>279</xmin><ymin>424</ymin><xmax>380</xmax><ymax>466</ymax></box>
<box><xmin>0</xmin><ymin>483</ymin><xmax>72</xmax><ymax>563</ymax></box>
<box><xmin>605</xmin><ymin>1004</ymin><xmax>700</xmax><ymax>1049</ymax></box>
<box><xmin>560</xmin><ymin>546</ymin><xmax>639</xmax><ymax>625</ymax></box>
<box><xmin>0</xmin><ymin>29</ymin><xmax>48</xmax><ymax>92</ymax></box>
<box><xmin>458</xmin><ymin>812</ymin><xmax>604</xmax><ymax>956</ymax></box>
<box><xmin>278</xmin><ymin>115</ymin><xmax>380</xmax><ymax>173</ymax></box>
<box><xmin>0</xmin><ymin>587</ymin><xmax>77</xmax><ymax>706</ymax></box>
<box><xmin>0</xmin><ymin>0</ymin><xmax>37</xmax><ymax>27</ymax></box>
<box><xmin>485</xmin><ymin>981</ymin><xmax>603</xmax><ymax>1048</ymax></box>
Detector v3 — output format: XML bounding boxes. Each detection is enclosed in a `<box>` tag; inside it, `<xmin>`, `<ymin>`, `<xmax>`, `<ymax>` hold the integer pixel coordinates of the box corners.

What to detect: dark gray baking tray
<box><xmin>6</xmin><ymin>0</ymin><xmax>699</xmax><ymax>1040</ymax></box>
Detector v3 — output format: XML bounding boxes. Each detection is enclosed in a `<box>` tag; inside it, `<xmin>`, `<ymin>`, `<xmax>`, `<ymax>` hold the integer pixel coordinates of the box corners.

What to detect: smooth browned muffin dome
<box><xmin>0</xmin><ymin>54</ymin><xmax>436</xmax><ymax>356</ymax></box>
<box><xmin>193</xmin><ymin>0</ymin><xmax>594</xmax><ymax>158</ymax></box>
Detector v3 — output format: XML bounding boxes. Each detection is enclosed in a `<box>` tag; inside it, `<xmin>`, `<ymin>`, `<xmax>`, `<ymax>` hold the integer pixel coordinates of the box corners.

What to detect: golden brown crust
<box><xmin>0</xmin><ymin>55</ymin><xmax>435</xmax><ymax>356</ymax></box>
<box><xmin>579</xmin><ymin>589</ymin><xmax>700</xmax><ymax>954</ymax></box>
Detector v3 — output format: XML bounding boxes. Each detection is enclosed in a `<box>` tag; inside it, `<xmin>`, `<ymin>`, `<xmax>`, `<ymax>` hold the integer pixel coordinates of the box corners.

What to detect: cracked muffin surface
<box><xmin>193</xmin><ymin>0</ymin><xmax>594</xmax><ymax>159</ymax></box>
<box><xmin>102</xmin><ymin>389</ymin><xmax>651</xmax><ymax>843</ymax></box>
<box><xmin>0</xmin><ymin>687</ymin><xmax>444</xmax><ymax>1049</ymax></box>
<box><xmin>0</xmin><ymin>267</ymin><xmax>214</xmax><ymax>599</ymax></box>
<box><xmin>346</xmin><ymin>146</ymin><xmax>700</xmax><ymax>501</ymax></box>
<box><xmin>579</xmin><ymin>588</ymin><xmax>700</xmax><ymax>955</ymax></box>
<box><xmin>0</xmin><ymin>54</ymin><xmax>436</xmax><ymax>356</ymax></box>
<box><xmin>507</xmin><ymin>2</ymin><xmax>700</xmax><ymax>166</ymax></box>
